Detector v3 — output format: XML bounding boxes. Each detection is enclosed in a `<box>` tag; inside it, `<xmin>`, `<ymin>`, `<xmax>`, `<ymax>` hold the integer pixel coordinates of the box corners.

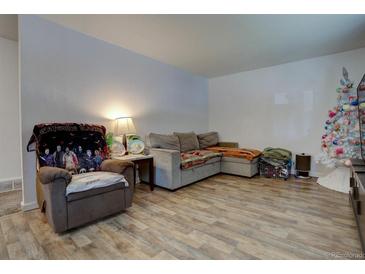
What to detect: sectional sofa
<box><xmin>147</xmin><ymin>132</ymin><xmax>260</xmax><ymax>190</ymax></box>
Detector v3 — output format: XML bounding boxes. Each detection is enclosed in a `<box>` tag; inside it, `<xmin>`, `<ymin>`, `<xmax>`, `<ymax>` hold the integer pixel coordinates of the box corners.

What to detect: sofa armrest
<box><xmin>38</xmin><ymin>166</ymin><xmax>72</xmax><ymax>185</ymax></box>
<box><xmin>149</xmin><ymin>148</ymin><xmax>181</xmax><ymax>189</ymax></box>
<box><xmin>217</xmin><ymin>142</ymin><xmax>239</xmax><ymax>148</ymax></box>
<box><xmin>149</xmin><ymin>148</ymin><xmax>181</xmax><ymax>164</ymax></box>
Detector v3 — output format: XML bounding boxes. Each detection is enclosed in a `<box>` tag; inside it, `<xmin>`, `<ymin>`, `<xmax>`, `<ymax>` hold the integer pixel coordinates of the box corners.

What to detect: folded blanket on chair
<box><xmin>206</xmin><ymin>146</ymin><xmax>261</xmax><ymax>161</ymax></box>
<box><xmin>66</xmin><ymin>171</ymin><xmax>128</xmax><ymax>196</ymax></box>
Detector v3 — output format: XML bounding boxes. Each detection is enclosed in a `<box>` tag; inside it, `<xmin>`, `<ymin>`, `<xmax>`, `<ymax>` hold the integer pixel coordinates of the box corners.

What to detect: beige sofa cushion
<box><xmin>197</xmin><ymin>132</ymin><xmax>219</xmax><ymax>149</ymax></box>
<box><xmin>149</xmin><ymin>133</ymin><xmax>181</xmax><ymax>151</ymax></box>
<box><xmin>174</xmin><ymin>132</ymin><xmax>200</xmax><ymax>152</ymax></box>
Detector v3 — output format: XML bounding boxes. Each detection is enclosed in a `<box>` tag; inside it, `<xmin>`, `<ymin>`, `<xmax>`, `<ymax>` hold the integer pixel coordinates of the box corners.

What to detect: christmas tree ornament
<box><xmin>342</xmin><ymin>104</ymin><xmax>350</xmax><ymax>111</ymax></box>
<box><xmin>329</xmin><ymin>111</ymin><xmax>336</xmax><ymax>118</ymax></box>
<box><xmin>335</xmin><ymin>147</ymin><xmax>344</xmax><ymax>155</ymax></box>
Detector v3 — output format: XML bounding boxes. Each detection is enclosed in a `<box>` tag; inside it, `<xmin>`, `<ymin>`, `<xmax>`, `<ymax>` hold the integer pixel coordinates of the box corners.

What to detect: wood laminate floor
<box><xmin>0</xmin><ymin>190</ymin><xmax>21</xmax><ymax>218</ymax></box>
<box><xmin>0</xmin><ymin>175</ymin><xmax>362</xmax><ymax>259</ymax></box>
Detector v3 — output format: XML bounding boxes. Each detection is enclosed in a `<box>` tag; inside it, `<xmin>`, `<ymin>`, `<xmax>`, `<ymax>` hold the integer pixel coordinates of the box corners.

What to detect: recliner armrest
<box><xmin>101</xmin><ymin>159</ymin><xmax>135</xmax><ymax>196</ymax></box>
<box><xmin>37</xmin><ymin>167</ymin><xmax>70</xmax><ymax>233</ymax></box>
<box><xmin>38</xmin><ymin>166</ymin><xmax>72</xmax><ymax>185</ymax></box>
<box><xmin>100</xmin><ymin>159</ymin><xmax>134</xmax><ymax>174</ymax></box>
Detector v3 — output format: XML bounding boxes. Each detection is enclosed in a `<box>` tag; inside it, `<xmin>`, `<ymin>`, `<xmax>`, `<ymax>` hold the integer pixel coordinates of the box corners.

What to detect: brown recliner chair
<box><xmin>36</xmin><ymin>159</ymin><xmax>134</xmax><ymax>233</ymax></box>
<box><xmin>27</xmin><ymin>123</ymin><xmax>135</xmax><ymax>233</ymax></box>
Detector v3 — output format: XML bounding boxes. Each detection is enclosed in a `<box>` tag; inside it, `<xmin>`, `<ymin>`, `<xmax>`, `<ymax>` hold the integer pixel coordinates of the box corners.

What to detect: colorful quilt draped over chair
<box><xmin>27</xmin><ymin>123</ymin><xmax>110</xmax><ymax>174</ymax></box>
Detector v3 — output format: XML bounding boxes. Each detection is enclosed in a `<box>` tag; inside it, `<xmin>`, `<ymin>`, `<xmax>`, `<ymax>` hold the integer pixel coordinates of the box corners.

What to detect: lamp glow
<box><xmin>114</xmin><ymin>117</ymin><xmax>136</xmax><ymax>136</ymax></box>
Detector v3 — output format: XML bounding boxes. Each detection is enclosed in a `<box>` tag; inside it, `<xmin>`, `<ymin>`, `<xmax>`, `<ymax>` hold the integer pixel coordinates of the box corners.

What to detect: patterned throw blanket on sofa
<box><xmin>205</xmin><ymin>146</ymin><xmax>261</xmax><ymax>161</ymax></box>
<box><xmin>181</xmin><ymin>150</ymin><xmax>222</xmax><ymax>169</ymax></box>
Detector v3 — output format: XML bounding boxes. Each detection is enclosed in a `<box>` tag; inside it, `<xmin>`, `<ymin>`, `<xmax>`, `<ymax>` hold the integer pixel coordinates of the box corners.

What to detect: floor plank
<box><xmin>0</xmin><ymin>190</ymin><xmax>21</xmax><ymax>217</ymax></box>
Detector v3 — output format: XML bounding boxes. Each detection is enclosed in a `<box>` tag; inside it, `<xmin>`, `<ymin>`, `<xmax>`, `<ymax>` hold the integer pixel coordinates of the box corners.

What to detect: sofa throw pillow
<box><xmin>197</xmin><ymin>131</ymin><xmax>219</xmax><ymax>149</ymax></box>
<box><xmin>173</xmin><ymin>132</ymin><xmax>200</xmax><ymax>152</ymax></box>
<box><xmin>149</xmin><ymin>133</ymin><xmax>181</xmax><ymax>151</ymax></box>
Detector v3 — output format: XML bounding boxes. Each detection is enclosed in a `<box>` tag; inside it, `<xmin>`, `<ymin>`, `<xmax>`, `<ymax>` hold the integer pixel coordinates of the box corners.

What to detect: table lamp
<box><xmin>114</xmin><ymin>117</ymin><xmax>136</xmax><ymax>155</ymax></box>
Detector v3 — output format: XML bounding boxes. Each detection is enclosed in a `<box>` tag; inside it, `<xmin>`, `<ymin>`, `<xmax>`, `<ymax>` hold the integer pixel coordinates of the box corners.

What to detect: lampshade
<box><xmin>114</xmin><ymin>117</ymin><xmax>136</xmax><ymax>136</ymax></box>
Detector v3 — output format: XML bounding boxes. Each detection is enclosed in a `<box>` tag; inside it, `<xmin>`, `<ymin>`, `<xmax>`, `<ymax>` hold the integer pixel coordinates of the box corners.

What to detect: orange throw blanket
<box><xmin>206</xmin><ymin>146</ymin><xmax>261</xmax><ymax>161</ymax></box>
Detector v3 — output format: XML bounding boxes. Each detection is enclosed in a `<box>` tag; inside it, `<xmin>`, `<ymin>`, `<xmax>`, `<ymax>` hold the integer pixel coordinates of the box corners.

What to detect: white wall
<box><xmin>209</xmin><ymin>48</ymin><xmax>365</xmax><ymax>176</ymax></box>
<box><xmin>0</xmin><ymin>37</ymin><xmax>21</xmax><ymax>182</ymax></box>
<box><xmin>19</xmin><ymin>15</ymin><xmax>208</xmax><ymax>209</ymax></box>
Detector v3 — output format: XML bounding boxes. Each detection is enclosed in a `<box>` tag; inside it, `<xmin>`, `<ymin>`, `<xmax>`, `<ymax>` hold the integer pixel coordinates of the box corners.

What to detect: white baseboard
<box><xmin>0</xmin><ymin>177</ymin><xmax>22</xmax><ymax>193</ymax></box>
<box><xmin>21</xmin><ymin>200</ymin><xmax>38</xmax><ymax>211</ymax></box>
<box><xmin>0</xmin><ymin>177</ymin><xmax>22</xmax><ymax>184</ymax></box>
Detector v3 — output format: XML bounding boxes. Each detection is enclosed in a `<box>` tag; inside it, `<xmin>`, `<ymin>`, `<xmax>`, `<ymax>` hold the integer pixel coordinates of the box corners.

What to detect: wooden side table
<box><xmin>113</xmin><ymin>154</ymin><xmax>155</xmax><ymax>191</ymax></box>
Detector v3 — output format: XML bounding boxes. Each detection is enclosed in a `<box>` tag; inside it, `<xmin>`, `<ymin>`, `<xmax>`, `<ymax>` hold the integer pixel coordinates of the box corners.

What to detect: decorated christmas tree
<box><xmin>318</xmin><ymin>67</ymin><xmax>361</xmax><ymax>167</ymax></box>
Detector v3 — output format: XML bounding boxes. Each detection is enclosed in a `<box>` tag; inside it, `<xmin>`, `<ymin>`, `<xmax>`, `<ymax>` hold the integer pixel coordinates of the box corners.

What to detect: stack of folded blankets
<box><xmin>259</xmin><ymin>147</ymin><xmax>292</xmax><ymax>180</ymax></box>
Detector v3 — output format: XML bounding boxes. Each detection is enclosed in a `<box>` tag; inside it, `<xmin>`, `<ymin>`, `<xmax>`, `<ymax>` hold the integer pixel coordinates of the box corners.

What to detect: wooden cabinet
<box><xmin>350</xmin><ymin>164</ymin><xmax>365</xmax><ymax>252</ymax></box>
